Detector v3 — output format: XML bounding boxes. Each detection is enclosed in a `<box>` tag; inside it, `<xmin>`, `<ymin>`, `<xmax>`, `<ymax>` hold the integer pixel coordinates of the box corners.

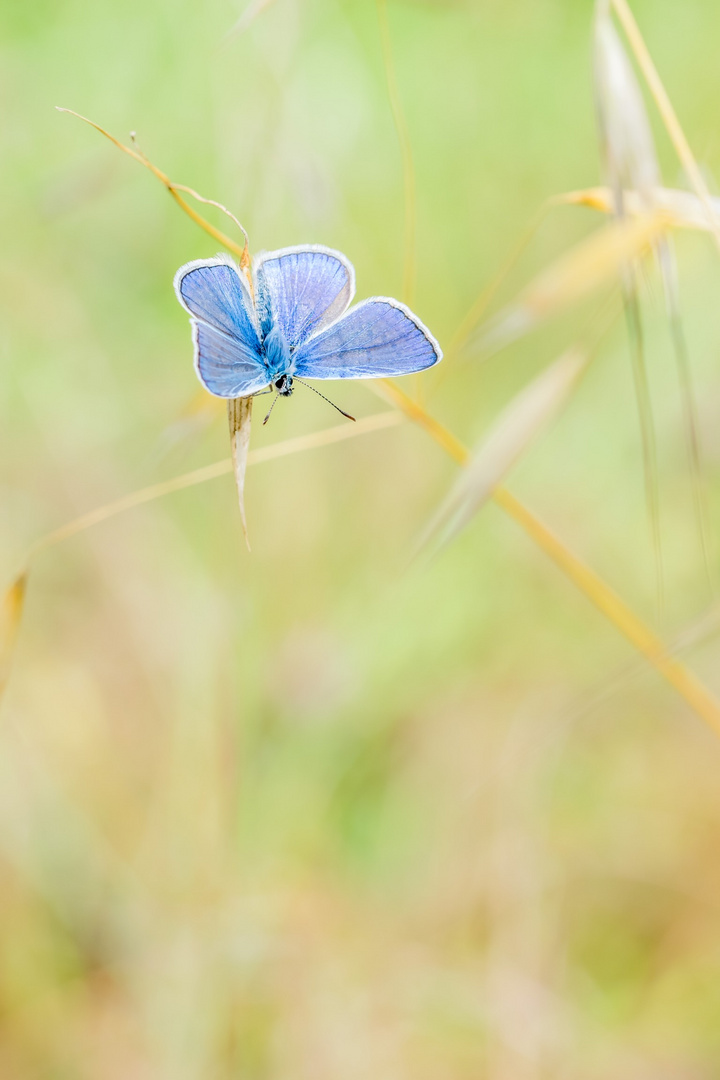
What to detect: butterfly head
<box><xmin>274</xmin><ymin>373</ymin><xmax>294</xmax><ymax>397</ymax></box>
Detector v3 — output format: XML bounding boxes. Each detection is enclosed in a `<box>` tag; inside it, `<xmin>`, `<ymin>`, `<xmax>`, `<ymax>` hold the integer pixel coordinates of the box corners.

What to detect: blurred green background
<box><xmin>2</xmin><ymin>0</ymin><xmax>720</xmax><ymax>1075</ymax></box>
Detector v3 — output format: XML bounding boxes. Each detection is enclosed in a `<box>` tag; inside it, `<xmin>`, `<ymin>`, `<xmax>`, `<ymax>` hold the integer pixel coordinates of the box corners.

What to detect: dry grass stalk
<box><xmin>593</xmin><ymin>5</ymin><xmax>660</xmax><ymax>212</ymax></box>
<box><xmin>475</xmin><ymin>212</ymin><xmax>666</xmax><ymax>356</ymax></box>
<box><xmin>0</xmin><ymin>574</ymin><xmax>26</xmax><ymax>702</ymax></box>
<box><xmin>225</xmin><ymin>0</ymin><xmax>279</xmax><ymax>40</ymax></box>
<box><xmin>56</xmin><ymin>108</ymin><xmax>250</xmax><ymax>265</ymax></box>
<box><xmin>492</xmin><ymin>486</ymin><xmax>720</xmax><ymax>737</ymax></box>
<box><xmin>561</xmin><ymin>186</ymin><xmax>720</xmax><ymax>228</ymax></box>
<box><xmin>417</xmin><ymin>348</ymin><xmax>589</xmax><ymax>556</ymax></box>
<box><xmin>593</xmin><ymin>2</ymin><xmax>713</xmax><ymax>597</ymax></box>
<box><xmin>610</xmin><ymin>0</ymin><xmax>720</xmax><ymax>251</ymax></box>
<box><xmin>442</xmin><ymin>204</ymin><xmax>553</xmax><ymax>367</ymax></box>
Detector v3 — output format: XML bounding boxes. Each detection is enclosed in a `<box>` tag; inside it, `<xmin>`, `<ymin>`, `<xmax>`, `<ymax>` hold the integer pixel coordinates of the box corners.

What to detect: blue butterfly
<box><xmin>174</xmin><ymin>245</ymin><xmax>442</xmax><ymax>419</ymax></box>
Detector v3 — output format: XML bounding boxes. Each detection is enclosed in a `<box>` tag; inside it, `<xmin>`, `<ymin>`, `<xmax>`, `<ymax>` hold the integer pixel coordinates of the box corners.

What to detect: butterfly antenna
<box><xmin>294</xmin><ymin>378</ymin><xmax>356</xmax><ymax>422</ymax></box>
<box><xmin>263</xmin><ymin>392</ymin><xmax>281</xmax><ymax>426</ymax></box>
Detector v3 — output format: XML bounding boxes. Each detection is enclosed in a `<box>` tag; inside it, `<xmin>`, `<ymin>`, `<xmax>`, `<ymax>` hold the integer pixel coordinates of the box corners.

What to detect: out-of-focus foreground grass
<box><xmin>2</xmin><ymin>0</ymin><xmax>720</xmax><ymax>1075</ymax></box>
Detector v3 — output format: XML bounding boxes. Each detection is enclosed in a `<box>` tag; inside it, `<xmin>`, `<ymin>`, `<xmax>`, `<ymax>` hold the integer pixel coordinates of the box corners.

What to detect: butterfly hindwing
<box><xmin>174</xmin><ymin>257</ymin><xmax>269</xmax><ymax>398</ymax></box>
<box><xmin>293</xmin><ymin>297</ymin><xmax>442</xmax><ymax>380</ymax></box>
<box><xmin>192</xmin><ymin>322</ymin><xmax>272</xmax><ymax>398</ymax></box>
<box><xmin>175</xmin><ymin>257</ymin><xmax>260</xmax><ymax>344</ymax></box>
<box><xmin>254</xmin><ymin>246</ymin><xmax>355</xmax><ymax>349</ymax></box>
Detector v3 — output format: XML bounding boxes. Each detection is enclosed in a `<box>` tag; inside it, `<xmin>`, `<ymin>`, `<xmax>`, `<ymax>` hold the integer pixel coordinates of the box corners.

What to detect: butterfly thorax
<box><xmin>262</xmin><ymin>322</ymin><xmax>294</xmax><ymax>384</ymax></box>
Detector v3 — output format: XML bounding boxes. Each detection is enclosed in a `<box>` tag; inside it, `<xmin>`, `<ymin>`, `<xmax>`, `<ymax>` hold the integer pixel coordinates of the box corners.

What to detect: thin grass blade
<box><xmin>658</xmin><ymin>241</ymin><xmax>715</xmax><ymax>593</ymax></box>
<box><xmin>441</xmin><ymin>202</ymin><xmax>552</xmax><ymax>368</ymax></box>
<box><xmin>593</xmin><ymin>5</ymin><xmax>660</xmax><ymax>211</ymax></box>
<box><xmin>610</xmin><ymin>0</ymin><xmax>720</xmax><ymax>253</ymax></box>
<box><xmin>417</xmin><ymin>348</ymin><xmax>588</xmax><ymax>556</ymax></box>
<box><xmin>56</xmin><ymin>108</ymin><xmax>249</xmax><ymax>262</ymax></box>
<box><xmin>225</xmin><ymin>0</ymin><xmax>279</xmax><ymax>40</ymax></box>
<box><xmin>475</xmin><ymin>214</ymin><xmax>665</xmax><ymax>356</ymax></box>
<box><xmin>0</xmin><ymin>574</ymin><xmax>27</xmax><ymax>705</ymax></box>
<box><xmin>595</xmin><ymin>4</ymin><xmax>669</xmax><ymax>614</ymax></box>
<box><xmin>594</xmin><ymin>7</ymin><xmax>713</xmax><ymax>597</ymax></box>
<box><xmin>621</xmin><ymin>281</ymin><xmax>664</xmax><ymax>614</ymax></box>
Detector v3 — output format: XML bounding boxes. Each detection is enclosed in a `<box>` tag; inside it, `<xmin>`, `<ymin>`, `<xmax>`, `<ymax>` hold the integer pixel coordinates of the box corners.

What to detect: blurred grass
<box><xmin>3</xmin><ymin>0</ymin><xmax>720</xmax><ymax>1076</ymax></box>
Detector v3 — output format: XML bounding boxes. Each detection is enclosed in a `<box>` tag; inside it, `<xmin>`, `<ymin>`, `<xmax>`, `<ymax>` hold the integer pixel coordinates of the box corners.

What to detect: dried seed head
<box><xmin>593</xmin><ymin>6</ymin><xmax>661</xmax><ymax>211</ymax></box>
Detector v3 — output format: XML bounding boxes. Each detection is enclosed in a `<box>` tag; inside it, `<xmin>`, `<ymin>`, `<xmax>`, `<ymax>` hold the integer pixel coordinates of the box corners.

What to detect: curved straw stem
<box><xmin>56</xmin><ymin>109</ymin><xmax>250</xmax><ymax>267</ymax></box>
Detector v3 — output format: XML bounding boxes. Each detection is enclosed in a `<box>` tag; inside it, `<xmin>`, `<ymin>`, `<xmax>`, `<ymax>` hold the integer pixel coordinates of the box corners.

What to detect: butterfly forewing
<box><xmin>254</xmin><ymin>246</ymin><xmax>355</xmax><ymax>349</ymax></box>
<box><xmin>175</xmin><ymin>258</ymin><xmax>260</xmax><ymax>343</ymax></box>
<box><xmin>293</xmin><ymin>298</ymin><xmax>442</xmax><ymax>380</ymax></box>
<box><xmin>174</xmin><ymin>257</ymin><xmax>269</xmax><ymax>398</ymax></box>
<box><xmin>192</xmin><ymin>323</ymin><xmax>271</xmax><ymax>398</ymax></box>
